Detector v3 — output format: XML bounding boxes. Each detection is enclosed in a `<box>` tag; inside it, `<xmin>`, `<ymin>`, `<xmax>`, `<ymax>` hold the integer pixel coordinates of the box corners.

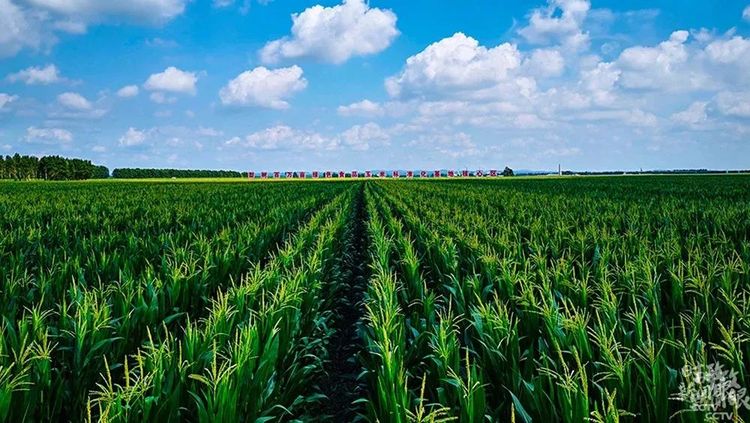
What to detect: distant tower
<box><xmin>558</xmin><ymin>164</ymin><xmax>562</xmax><ymax>176</ymax></box>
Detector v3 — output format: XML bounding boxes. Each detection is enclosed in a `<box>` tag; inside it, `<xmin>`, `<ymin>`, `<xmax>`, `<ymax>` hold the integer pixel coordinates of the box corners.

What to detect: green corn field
<box><xmin>1</xmin><ymin>175</ymin><xmax>749</xmax><ymax>422</ymax></box>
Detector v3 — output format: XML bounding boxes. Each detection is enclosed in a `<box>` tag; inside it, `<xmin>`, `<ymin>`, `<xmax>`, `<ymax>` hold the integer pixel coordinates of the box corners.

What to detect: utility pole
<box><xmin>558</xmin><ymin>163</ymin><xmax>561</xmax><ymax>176</ymax></box>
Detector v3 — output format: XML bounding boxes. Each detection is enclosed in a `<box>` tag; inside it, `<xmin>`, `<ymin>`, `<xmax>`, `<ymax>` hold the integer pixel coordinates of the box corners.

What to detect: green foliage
<box><xmin>2</xmin><ymin>175</ymin><xmax>750</xmax><ymax>422</ymax></box>
<box><xmin>111</xmin><ymin>168</ymin><xmax>242</xmax><ymax>179</ymax></box>
<box><xmin>0</xmin><ymin>153</ymin><xmax>107</xmax><ymax>180</ymax></box>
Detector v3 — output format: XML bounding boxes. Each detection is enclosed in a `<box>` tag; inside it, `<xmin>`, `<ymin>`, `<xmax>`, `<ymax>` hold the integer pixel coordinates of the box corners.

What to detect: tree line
<box><xmin>0</xmin><ymin>154</ymin><xmax>109</xmax><ymax>180</ymax></box>
<box><xmin>111</xmin><ymin>168</ymin><xmax>243</xmax><ymax>179</ymax></box>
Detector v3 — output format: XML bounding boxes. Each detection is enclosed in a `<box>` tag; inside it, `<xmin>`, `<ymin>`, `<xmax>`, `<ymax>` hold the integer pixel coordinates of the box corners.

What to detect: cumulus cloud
<box><xmin>227</xmin><ymin>125</ymin><xmax>338</xmax><ymax>150</ymax></box>
<box><xmin>337</xmin><ymin>99</ymin><xmax>384</xmax><ymax>117</ymax></box>
<box><xmin>385</xmin><ymin>33</ymin><xmax>522</xmax><ymax>99</ymax></box>
<box><xmin>518</xmin><ymin>0</ymin><xmax>591</xmax><ymax>50</ymax></box>
<box><xmin>57</xmin><ymin>92</ymin><xmax>92</xmax><ymax>110</ymax></box>
<box><xmin>219</xmin><ymin>66</ymin><xmax>307</xmax><ymax>109</ymax></box>
<box><xmin>144</xmin><ymin>66</ymin><xmax>197</xmax><ymax>94</ymax></box>
<box><xmin>1</xmin><ymin>0</ymin><xmax>189</xmax><ymax>58</ymax></box>
<box><xmin>119</xmin><ymin>127</ymin><xmax>147</xmax><ymax>146</ymax></box>
<box><xmin>523</xmin><ymin>48</ymin><xmax>565</xmax><ymax>77</ymax></box>
<box><xmin>340</xmin><ymin>122</ymin><xmax>389</xmax><ymax>150</ymax></box>
<box><xmin>7</xmin><ymin>64</ymin><xmax>63</xmax><ymax>85</ymax></box>
<box><xmin>715</xmin><ymin>91</ymin><xmax>750</xmax><ymax>118</ymax></box>
<box><xmin>0</xmin><ymin>93</ymin><xmax>18</xmax><ymax>110</ymax></box>
<box><xmin>744</xmin><ymin>5</ymin><xmax>750</xmax><ymax>21</ymax></box>
<box><xmin>409</xmin><ymin>132</ymin><xmax>479</xmax><ymax>158</ymax></box>
<box><xmin>671</xmin><ymin>101</ymin><xmax>709</xmax><ymax>126</ymax></box>
<box><xmin>24</xmin><ymin>126</ymin><xmax>73</xmax><ymax>143</ymax></box>
<box><xmin>225</xmin><ymin>122</ymin><xmax>391</xmax><ymax>152</ymax></box>
<box><xmin>0</xmin><ymin>0</ymin><xmax>47</xmax><ymax>57</ymax></box>
<box><xmin>23</xmin><ymin>0</ymin><xmax>188</xmax><ymax>25</ymax></box>
<box><xmin>260</xmin><ymin>0</ymin><xmax>398</xmax><ymax>64</ymax></box>
<box><xmin>117</xmin><ymin>85</ymin><xmax>139</xmax><ymax>98</ymax></box>
<box><xmin>149</xmin><ymin>92</ymin><xmax>177</xmax><ymax>104</ymax></box>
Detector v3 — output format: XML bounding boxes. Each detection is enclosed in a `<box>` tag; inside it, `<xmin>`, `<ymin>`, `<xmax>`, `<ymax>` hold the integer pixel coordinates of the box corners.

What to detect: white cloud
<box><xmin>705</xmin><ymin>36</ymin><xmax>750</xmax><ymax>64</ymax></box>
<box><xmin>340</xmin><ymin>122</ymin><xmax>389</xmax><ymax>150</ymax></box>
<box><xmin>409</xmin><ymin>132</ymin><xmax>479</xmax><ymax>158</ymax></box>
<box><xmin>1</xmin><ymin>0</ymin><xmax>188</xmax><ymax>58</ymax></box>
<box><xmin>24</xmin><ymin>126</ymin><xmax>73</xmax><ymax>143</ymax></box>
<box><xmin>385</xmin><ymin>33</ymin><xmax>522</xmax><ymax>99</ymax></box>
<box><xmin>715</xmin><ymin>91</ymin><xmax>750</xmax><ymax>118</ymax></box>
<box><xmin>196</xmin><ymin>127</ymin><xmax>223</xmax><ymax>137</ymax></box>
<box><xmin>744</xmin><ymin>5</ymin><xmax>750</xmax><ymax>22</ymax></box>
<box><xmin>231</xmin><ymin>125</ymin><xmax>338</xmax><ymax>150</ymax></box>
<box><xmin>0</xmin><ymin>0</ymin><xmax>46</xmax><ymax>57</ymax></box>
<box><xmin>7</xmin><ymin>64</ymin><xmax>63</xmax><ymax>85</ymax></box>
<box><xmin>149</xmin><ymin>92</ymin><xmax>177</xmax><ymax>104</ymax></box>
<box><xmin>92</xmin><ymin>145</ymin><xmax>106</xmax><ymax>152</ymax></box>
<box><xmin>260</xmin><ymin>0</ymin><xmax>398</xmax><ymax>64</ymax></box>
<box><xmin>337</xmin><ymin>99</ymin><xmax>384</xmax><ymax>117</ymax></box>
<box><xmin>53</xmin><ymin>20</ymin><xmax>87</xmax><ymax>34</ymax></box>
<box><xmin>671</xmin><ymin>101</ymin><xmax>708</xmax><ymax>126</ymax></box>
<box><xmin>119</xmin><ymin>127</ymin><xmax>147</xmax><ymax>146</ymax></box>
<box><xmin>58</xmin><ymin>92</ymin><xmax>92</xmax><ymax>110</ymax></box>
<box><xmin>24</xmin><ymin>0</ymin><xmax>188</xmax><ymax>25</ymax></box>
<box><xmin>117</xmin><ymin>85</ymin><xmax>139</xmax><ymax>98</ymax></box>
<box><xmin>518</xmin><ymin>0</ymin><xmax>591</xmax><ymax>50</ymax></box>
<box><xmin>523</xmin><ymin>48</ymin><xmax>565</xmax><ymax>77</ymax></box>
<box><xmin>0</xmin><ymin>93</ymin><xmax>18</xmax><ymax>110</ymax></box>
<box><xmin>219</xmin><ymin>66</ymin><xmax>307</xmax><ymax>109</ymax></box>
<box><xmin>144</xmin><ymin>66</ymin><xmax>197</xmax><ymax>94</ymax></box>
<box><xmin>225</xmin><ymin>122</ymin><xmax>390</xmax><ymax>152</ymax></box>
<box><xmin>615</xmin><ymin>30</ymin><xmax>696</xmax><ymax>90</ymax></box>
<box><xmin>579</xmin><ymin>61</ymin><xmax>620</xmax><ymax>105</ymax></box>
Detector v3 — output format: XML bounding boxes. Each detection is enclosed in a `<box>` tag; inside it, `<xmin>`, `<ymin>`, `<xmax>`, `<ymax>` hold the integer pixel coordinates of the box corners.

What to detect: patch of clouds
<box><xmin>149</xmin><ymin>92</ymin><xmax>177</xmax><ymax>104</ymax></box>
<box><xmin>337</xmin><ymin>99</ymin><xmax>384</xmax><ymax>117</ymax></box>
<box><xmin>119</xmin><ymin>127</ymin><xmax>147</xmax><ymax>146</ymax></box>
<box><xmin>7</xmin><ymin>64</ymin><xmax>64</xmax><ymax>85</ymax></box>
<box><xmin>385</xmin><ymin>33</ymin><xmax>523</xmax><ymax>99</ymax></box>
<box><xmin>0</xmin><ymin>93</ymin><xmax>19</xmax><ymax>111</ymax></box>
<box><xmin>340</xmin><ymin>123</ymin><xmax>390</xmax><ymax>150</ymax></box>
<box><xmin>24</xmin><ymin>126</ymin><xmax>73</xmax><ymax>144</ymax></box>
<box><xmin>671</xmin><ymin>101</ymin><xmax>709</xmax><ymax>126</ymax></box>
<box><xmin>260</xmin><ymin>0</ymin><xmax>398</xmax><ymax>64</ymax></box>
<box><xmin>117</xmin><ymin>85</ymin><xmax>139</xmax><ymax>98</ymax></box>
<box><xmin>715</xmin><ymin>91</ymin><xmax>750</xmax><ymax>118</ymax></box>
<box><xmin>57</xmin><ymin>92</ymin><xmax>91</xmax><ymax>110</ymax></box>
<box><xmin>228</xmin><ymin>125</ymin><xmax>338</xmax><ymax>150</ymax></box>
<box><xmin>1</xmin><ymin>0</ymin><xmax>189</xmax><ymax>58</ymax></box>
<box><xmin>144</xmin><ymin>66</ymin><xmax>197</xmax><ymax>94</ymax></box>
<box><xmin>517</xmin><ymin>0</ymin><xmax>591</xmax><ymax>51</ymax></box>
<box><xmin>219</xmin><ymin>66</ymin><xmax>307</xmax><ymax>109</ymax></box>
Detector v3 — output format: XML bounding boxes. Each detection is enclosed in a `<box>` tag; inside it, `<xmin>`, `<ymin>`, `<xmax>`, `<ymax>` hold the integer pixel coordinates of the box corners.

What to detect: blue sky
<box><xmin>1</xmin><ymin>0</ymin><xmax>749</xmax><ymax>172</ymax></box>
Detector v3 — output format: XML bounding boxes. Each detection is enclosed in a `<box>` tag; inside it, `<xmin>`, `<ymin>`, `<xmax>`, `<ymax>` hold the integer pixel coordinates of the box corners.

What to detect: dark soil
<box><xmin>317</xmin><ymin>184</ymin><xmax>369</xmax><ymax>421</ymax></box>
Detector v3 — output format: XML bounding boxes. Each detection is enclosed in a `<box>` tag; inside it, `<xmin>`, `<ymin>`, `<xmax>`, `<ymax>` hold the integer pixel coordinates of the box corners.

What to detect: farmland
<box><xmin>1</xmin><ymin>176</ymin><xmax>749</xmax><ymax>422</ymax></box>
